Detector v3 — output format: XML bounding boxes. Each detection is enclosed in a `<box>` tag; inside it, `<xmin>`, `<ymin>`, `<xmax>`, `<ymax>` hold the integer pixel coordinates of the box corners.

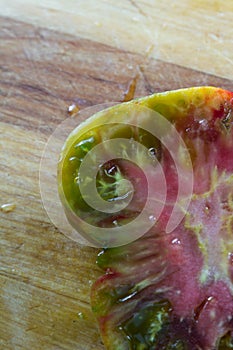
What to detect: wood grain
<box><xmin>1</xmin><ymin>0</ymin><xmax>233</xmax><ymax>79</ymax></box>
<box><xmin>0</xmin><ymin>16</ymin><xmax>233</xmax><ymax>350</ymax></box>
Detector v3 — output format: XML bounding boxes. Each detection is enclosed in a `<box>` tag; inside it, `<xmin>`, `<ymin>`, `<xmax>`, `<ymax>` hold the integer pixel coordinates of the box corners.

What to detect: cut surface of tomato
<box><xmin>88</xmin><ymin>87</ymin><xmax>233</xmax><ymax>349</ymax></box>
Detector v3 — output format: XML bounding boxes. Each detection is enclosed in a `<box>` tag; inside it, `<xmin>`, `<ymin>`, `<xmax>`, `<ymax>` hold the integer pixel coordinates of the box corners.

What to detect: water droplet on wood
<box><xmin>68</xmin><ymin>103</ymin><xmax>80</xmax><ymax>116</ymax></box>
<box><xmin>77</xmin><ymin>312</ymin><xmax>85</xmax><ymax>319</ymax></box>
<box><xmin>1</xmin><ymin>203</ymin><xmax>16</xmax><ymax>213</ymax></box>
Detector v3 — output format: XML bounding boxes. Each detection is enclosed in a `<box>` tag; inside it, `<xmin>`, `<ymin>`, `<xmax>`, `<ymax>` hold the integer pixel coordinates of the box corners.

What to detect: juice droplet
<box><xmin>77</xmin><ymin>312</ymin><xmax>85</xmax><ymax>319</ymax></box>
<box><xmin>148</xmin><ymin>147</ymin><xmax>160</xmax><ymax>160</ymax></box>
<box><xmin>122</xmin><ymin>76</ymin><xmax>137</xmax><ymax>102</ymax></box>
<box><xmin>149</xmin><ymin>215</ymin><xmax>156</xmax><ymax>222</ymax></box>
<box><xmin>1</xmin><ymin>203</ymin><xmax>16</xmax><ymax>213</ymax></box>
<box><xmin>113</xmin><ymin>219</ymin><xmax>119</xmax><ymax>227</ymax></box>
<box><xmin>171</xmin><ymin>238</ymin><xmax>181</xmax><ymax>245</ymax></box>
<box><xmin>67</xmin><ymin>103</ymin><xmax>80</xmax><ymax>116</ymax></box>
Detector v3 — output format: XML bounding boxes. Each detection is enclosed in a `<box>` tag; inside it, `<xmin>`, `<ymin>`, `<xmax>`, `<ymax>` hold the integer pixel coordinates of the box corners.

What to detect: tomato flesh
<box><xmin>89</xmin><ymin>87</ymin><xmax>233</xmax><ymax>349</ymax></box>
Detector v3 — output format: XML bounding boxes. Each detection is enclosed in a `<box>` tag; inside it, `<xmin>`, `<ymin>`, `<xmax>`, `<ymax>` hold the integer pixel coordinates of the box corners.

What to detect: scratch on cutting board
<box><xmin>136</xmin><ymin>45</ymin><xmax>156</xmax><ymax>94</ymax></box>
<box><xmin>138</xmin><ymin>65</ymin><xmax>154</xmax><ymax>94</ymax></box>
<box><xmin>123</xmin><ymin>44</ymin><xmax>156</xmax><ymax>97</ymax></box>
<box><xmin>126</xmin><ymin>0</ymin><xmax>158</xmax><ymax>59</ymax></box>
<box><xmin>127</xmin><ymin>0</ymin><xmax>147</xmax><ymax>17</ymax></box>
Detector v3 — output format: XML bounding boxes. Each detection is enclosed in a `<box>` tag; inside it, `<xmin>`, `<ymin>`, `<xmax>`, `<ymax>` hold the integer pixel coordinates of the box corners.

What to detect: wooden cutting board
<box><xmin>1</xmin><ymin>2</ymin><xmax>233</xmax><ymax>349</ymax></box>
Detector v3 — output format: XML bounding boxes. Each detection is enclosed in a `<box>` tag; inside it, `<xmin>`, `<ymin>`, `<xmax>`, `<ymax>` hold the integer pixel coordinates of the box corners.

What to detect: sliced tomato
<box><xmin>90</xmin><ymin>87</ymin><xmax>233</xmax><ymax>349</ymax></box>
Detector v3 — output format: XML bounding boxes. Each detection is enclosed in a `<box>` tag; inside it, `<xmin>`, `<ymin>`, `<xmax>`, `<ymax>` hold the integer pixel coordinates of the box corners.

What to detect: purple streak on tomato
<box><xmin>91</xmin><ymin>87</ymin><xmax>233</xmax><ymax>349</ymax></box>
